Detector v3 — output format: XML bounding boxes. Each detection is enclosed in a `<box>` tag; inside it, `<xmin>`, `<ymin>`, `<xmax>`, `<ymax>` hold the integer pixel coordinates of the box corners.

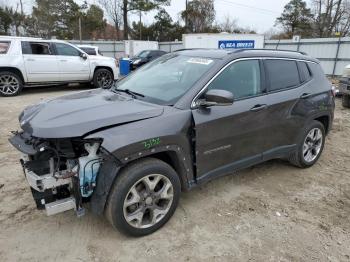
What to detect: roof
<box><xmin>0</xmin><ymin>36</ymin><xmax>73</xmax><ymax>44</ymax></box>
<box><xmin>175</xmin><ymin>49</ymin><xmax>232</xmax><ymax>59</ymax></box>
<box><xmin>175</xmin><ymin>48</ymin><xmax>318</xmax><ymax>63</ymax></box>
<box><xmin>77</xmin><ymin>45</ymin><xmax>98</xmax><ymax>49</ymax></box>
<box><xmin>0</xmin><ymin>36</ymin><xmax>44</xmax><ymax>40</ymax></box>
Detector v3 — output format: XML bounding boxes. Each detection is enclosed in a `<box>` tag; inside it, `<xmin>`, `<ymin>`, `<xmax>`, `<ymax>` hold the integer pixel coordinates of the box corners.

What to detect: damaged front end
<box><xmin>9</xmin><ymin>131</ymin><xmax>104</xmax><ymax>217</ymax></box>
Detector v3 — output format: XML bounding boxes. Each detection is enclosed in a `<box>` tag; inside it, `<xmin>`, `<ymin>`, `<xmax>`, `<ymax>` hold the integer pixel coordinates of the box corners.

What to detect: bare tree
<box><xmin>219</xmin><ymin>15</ymin><xmax>238</xmax><ymax>33</ymax></box>
<box><xmin>99</xmin><ymin>0</ymin><xmax>123</xmax><ymax>40</ymax></box>
<box><xmin>312</xmin><ymin>0</ymin><xmax>350</xmax><ymax>37</ymax></box>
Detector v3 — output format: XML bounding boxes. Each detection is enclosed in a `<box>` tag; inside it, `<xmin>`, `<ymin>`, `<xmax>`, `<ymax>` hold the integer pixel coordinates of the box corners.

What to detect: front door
<box><xmin>54</xmin><ymin>42</ymin><xmax>90</xmax><ymax>81</ymax></box>
<box><xmin>192</xmin><ymin>59</ymin><xmax>270</xmax><ymax>181</ymax></box>
<box><xmin>22</xmin><ymin>41</ymin><xmax>60</xmax><ymax>83</ymax></box>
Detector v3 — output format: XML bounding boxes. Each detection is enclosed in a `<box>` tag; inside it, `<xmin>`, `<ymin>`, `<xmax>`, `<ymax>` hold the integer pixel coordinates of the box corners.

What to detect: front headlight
<box><xmin>133</xmin><ymin>59</ymin><xmax>141</xmax><ymax>65</ymax></box>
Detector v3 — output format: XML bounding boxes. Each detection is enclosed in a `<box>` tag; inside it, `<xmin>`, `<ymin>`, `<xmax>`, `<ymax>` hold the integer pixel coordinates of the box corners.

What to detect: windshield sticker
<box><xmin>187</xmin><ymin>58</ymin><xmax>213</xmax><ymax>65</ymax></box>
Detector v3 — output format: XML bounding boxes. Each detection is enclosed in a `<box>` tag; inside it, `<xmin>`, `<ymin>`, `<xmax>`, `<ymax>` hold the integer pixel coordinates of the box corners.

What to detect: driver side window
<box><xmin>55</xmin><ymin>43</ymin><xmax>80</xmax><ymax>56</ymax></box>
<box><xmin>208</xmin><ymin>60</ymin><xmax>262</xmax><ymax>100</ymax></box>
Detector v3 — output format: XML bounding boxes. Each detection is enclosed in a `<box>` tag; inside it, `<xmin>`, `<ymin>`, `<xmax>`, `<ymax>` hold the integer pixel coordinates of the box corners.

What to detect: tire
<box><xmin>106</xmin><ymin>158</ymin><xmax>181</xmax><ymax>237</ymax></box>
<box><xmin>0</xmin><ymin>71</ymin><xmax>23</xmax><ymax>97</ymax></box>
<box><xmin>342</xmin><ymin>94</ymin><xmax>350</xmax><ymax>108</ymax></box>
<box><xmin>93</xmin><ymin>68</ymin><xmax>114</xmax><ymax>89</ymax></box>
<box><xmin>289</xmin><ymin>120</ymin><xmax>326</xmax><ymax>168</ymax></box>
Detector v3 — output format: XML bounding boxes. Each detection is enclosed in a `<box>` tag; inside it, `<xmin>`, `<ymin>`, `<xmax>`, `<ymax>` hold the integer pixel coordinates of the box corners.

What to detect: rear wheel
<box><xmin>0</xmin><ymin>71</ymin><xmax>23</xmax><ymax>97</ymax></box>
<box><xmin>106</xmin><ymin>158</ymin><xmax>181</xmax><ymax>237</ymax></box>
<box><xmin>342</xmin><ymin>94</ymin><xmax>350</xmax><ymax>108</ymax></box>
<box><xmin>93</xmin><ymin>68</ymin><xmax>113</xmax><ymax>89</ymax></box>
<box><xmin>289</xmin><ymin>120</ymin><xmax>325</xmax><ymax>168</ymax></box>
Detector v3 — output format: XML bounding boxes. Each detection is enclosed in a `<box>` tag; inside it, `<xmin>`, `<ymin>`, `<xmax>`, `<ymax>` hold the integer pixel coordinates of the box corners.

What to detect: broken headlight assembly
<box><xmin>10</xmin><ymin>132</ymin><xmax>104</xmax><ymax>217</ymax></box>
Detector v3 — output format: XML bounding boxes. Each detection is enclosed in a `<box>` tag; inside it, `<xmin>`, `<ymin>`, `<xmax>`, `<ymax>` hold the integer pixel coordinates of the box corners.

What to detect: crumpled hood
<box><xmin>19</xmin><ymin>89</ymin><xmax>164</xmax><ymax>138</ymax></box>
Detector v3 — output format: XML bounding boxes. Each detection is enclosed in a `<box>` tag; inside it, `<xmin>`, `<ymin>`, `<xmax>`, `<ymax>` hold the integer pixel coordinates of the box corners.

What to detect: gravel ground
<box><xmin>0</xmin><ymin>86</ymin><xmax>349</xmax><ymax>262</ymax></box>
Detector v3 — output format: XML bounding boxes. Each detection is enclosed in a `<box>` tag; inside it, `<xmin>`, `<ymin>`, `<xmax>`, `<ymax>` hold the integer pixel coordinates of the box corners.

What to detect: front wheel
<box><xmin>289</xmin><ymin>120</ymin><xmax>326</xmax><ymax>168</ymax></box>
<box><xmin>93</xmin><ymin>68</ymin><xmax>114</xmax><ymax>89</ymax></box>
<box><xmin>106</xmin><ymin>158</ymin><xmax>181</xmax><ymax>237</ymax></box>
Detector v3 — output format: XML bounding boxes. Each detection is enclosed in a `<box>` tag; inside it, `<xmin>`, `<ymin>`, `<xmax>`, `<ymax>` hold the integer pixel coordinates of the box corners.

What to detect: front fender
<box><xmin>87</xmin><ymin>108</ymin><xmax>194</xmax><ymax>215</ymax></box>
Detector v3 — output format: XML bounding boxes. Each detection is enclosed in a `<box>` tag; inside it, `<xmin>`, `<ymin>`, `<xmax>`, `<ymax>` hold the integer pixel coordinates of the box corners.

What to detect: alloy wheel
<box><xmin>0</xmin><ymin>74</ymin><xmax>19</xmax><ymax>95</ymax></box>
<box><xmin>96</xmin><ymin>70</ymin><xmax>113</xmax><ymax>88</ymax></box>
<box><xmin>302</xmin><ymin>128</ymin><xmax>323</xmax><ymax>163</ymax></box>
<box><xmin>123</xmin><ymin>174</ymin><xmax>174</xmax><ymax>229</ymax></box>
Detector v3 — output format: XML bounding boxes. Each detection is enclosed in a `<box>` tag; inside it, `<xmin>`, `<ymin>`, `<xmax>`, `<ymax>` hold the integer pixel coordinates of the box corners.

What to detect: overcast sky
<box><xmin>2</xmin><ymin>0</ymin><xmax>313</xmax><ymax>34</ymax></box>
<box><xmin>158</xmin><ymin>0</ymin><xmax>293</xmax><ymax>33</ymax></box>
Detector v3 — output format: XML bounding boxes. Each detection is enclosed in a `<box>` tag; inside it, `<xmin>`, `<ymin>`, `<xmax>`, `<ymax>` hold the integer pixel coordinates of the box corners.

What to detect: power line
<box><xmin>216</xmin><ymin>0</ymin><xmax>281</xmax><ymax>15</ymax></box>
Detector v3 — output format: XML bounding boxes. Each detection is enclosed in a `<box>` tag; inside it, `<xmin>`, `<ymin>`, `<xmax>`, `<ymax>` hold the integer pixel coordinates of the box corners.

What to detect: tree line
<box><xmin>0</xmin><ymin>0</ymin><xmax>255</xmax><ymax>41</ymax></box>
<box><xmin>0</xmin><ymin>0</ymin><xmax>105</xmax><ymax>39</ymax></box>
<box><xmin>2</xmin><ymin>0</ymin><xmax>348</xmax><ymax>41</ymax></box>
<box><xmin>275</xmin><ymin>0</ymin><xmax>350</xmax><ymax>39</ymax></box>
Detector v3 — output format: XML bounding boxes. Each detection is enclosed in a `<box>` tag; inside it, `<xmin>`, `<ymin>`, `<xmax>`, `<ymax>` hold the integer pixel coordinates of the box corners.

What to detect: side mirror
<box><xmin>80</xmin><ymin>53</ymin><xmax>88</xmax><ymax>60</ymax></box>
<box><xmin>197</xmin><ymin>89</ymin><xmax>234</xmax><ymax>107</ymax></box>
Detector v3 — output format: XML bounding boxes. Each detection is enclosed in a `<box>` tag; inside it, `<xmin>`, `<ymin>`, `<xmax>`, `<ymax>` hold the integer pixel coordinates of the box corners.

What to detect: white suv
<box><xmin>0</xmin><ymin>36</ymin><xmax>119</xmax><ymax>96</ymax></box>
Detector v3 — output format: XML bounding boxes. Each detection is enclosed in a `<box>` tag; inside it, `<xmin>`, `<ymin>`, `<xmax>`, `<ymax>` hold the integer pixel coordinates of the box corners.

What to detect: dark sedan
<box><xmin>130</xmin><ymin>50</ymin><xmax>167</xmax><ymax>70</ymax></box>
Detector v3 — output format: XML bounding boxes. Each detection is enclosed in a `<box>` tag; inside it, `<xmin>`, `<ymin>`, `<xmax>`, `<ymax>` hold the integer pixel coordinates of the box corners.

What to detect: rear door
<box><xmin>22</xmin><ymin>41</ymin><xmax>60</xmax><ymax>82</ymax></box>
<box><xmin>192</xmin><ymin>59</ymin><xmax>271</xmax><ymax>180</ymax></box>
<box><xmin>54</xmin><ymin>42</ymin><xmax>90</xmax><ymax>81</ymax></box>
<box><xmin>262</xmin><ymin>59</ymin><xmax>309</xmax><ymax>157</ymax></box>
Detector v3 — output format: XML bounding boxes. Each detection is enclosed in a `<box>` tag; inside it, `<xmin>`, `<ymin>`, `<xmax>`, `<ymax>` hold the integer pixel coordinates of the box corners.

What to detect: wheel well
<box><xmin>94</xmin><ymin>66</ymin><xmax>114</xmax><ymax>78</ymax></box>
<box><xmin>0</xmin><ymin>67</ymin><xmax>24</xmax><ymax>83</ymax></box>
<box><xmin>124</xmin><ymin>152</ymin><xmax>188</xmax><ymax>191</ymax></box>
<box><xmin>315</xmin><ymin>115</ymin><xmax>330</xmax><ymax>134</ymax></box>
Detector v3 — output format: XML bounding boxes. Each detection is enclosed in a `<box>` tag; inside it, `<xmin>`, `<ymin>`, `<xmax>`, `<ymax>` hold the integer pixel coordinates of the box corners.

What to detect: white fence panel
<box><xmin>265</xmin><ymin>37</ymin><xmax>350</xmax><ymax>76</ymax></box>
<box><xmin>66</xmin><ymin>37</ymin><xmax>350</xmax><ymax>76</ymax></box>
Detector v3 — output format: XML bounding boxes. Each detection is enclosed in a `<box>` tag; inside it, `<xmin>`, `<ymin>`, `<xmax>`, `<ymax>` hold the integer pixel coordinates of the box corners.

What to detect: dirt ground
<box><xmin>0</xmin><ymin>86</ymin><xmax>349</xmax><ymax>262</ymax></box>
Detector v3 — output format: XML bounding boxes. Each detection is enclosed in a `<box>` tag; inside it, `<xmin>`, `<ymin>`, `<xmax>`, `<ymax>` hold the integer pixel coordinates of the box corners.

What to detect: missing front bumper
<box><xmin>20</xmin><ymin>157</ymin><xmax>80</xmax><ymax>216</ymax></box>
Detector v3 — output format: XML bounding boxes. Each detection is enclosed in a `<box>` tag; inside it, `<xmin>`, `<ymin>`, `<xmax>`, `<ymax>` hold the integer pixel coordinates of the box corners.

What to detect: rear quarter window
<box><xmin>0</xmin><ymin>41</ymin><xmax>10</xmax><ymax>54</ymax></box>
<box><xmin>265</xmin><ymin>59</ymin><xmax>300</xmax><ymax>92</ymax></box>
<box><xmin>298</xmin><ymin>61</ymin><xmax>312</xmax><ymax>83</ymax></box>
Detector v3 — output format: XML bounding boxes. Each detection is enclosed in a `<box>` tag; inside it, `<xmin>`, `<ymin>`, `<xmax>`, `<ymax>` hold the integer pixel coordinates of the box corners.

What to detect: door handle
<box><xmin>27</xmin><ymin>58</ymin><xmax>35</xmax><ymax>62</ymax></box>
<box><xmin>250</xmin><ymin>104</ymin><xmax>268</xmax><ymax>112</ymax></box>
<box><xmin>300</xmin><ymin>93</ymin><xmax>312</xmax><ymax>99</ymax></box>
<box><xmin>60</xmin><ymin>60</ymin><xmax>67</xmax><ymax>62</ymax></box>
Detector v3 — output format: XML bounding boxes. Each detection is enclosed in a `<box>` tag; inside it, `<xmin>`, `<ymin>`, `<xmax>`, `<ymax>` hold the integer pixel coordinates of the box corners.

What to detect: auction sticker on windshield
<box><xmin>187</xmin><ymin>58</ymin><xmax>213</xmax><ymax>65</ymax></box>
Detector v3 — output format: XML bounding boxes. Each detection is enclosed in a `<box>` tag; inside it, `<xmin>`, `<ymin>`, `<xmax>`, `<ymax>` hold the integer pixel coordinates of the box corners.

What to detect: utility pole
<box><xmin>139</xmin><ymin>10</ymin><xmax>142</xmax><ymax>40</ymax></box>
<box><xmin>185</xmin><ymin>0</ymin><xmax>188</xmax><ymax>32</ymax></box>
<box><xmin>79</xmin><ymin>17</ymin><xmax>82</xmax><ymax>43</ymax></box>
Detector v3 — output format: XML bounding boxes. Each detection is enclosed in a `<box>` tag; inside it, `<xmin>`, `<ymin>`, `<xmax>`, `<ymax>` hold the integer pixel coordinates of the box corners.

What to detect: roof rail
<box><xmin>173</xmin><ymin>48</ymin><xmax>215</xmax><ymax>52</ymax></box>
<box><xmin>232</xmin><ymin>48</ymin><xmax>308</xmax><ymax>56</ymax></box>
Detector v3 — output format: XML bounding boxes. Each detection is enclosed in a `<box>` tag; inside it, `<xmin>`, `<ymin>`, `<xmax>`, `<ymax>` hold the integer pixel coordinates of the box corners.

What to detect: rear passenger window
<box><xmin>208</xmin><ymin>59</ymin><xmax>262</xmax><ymax>99</ymax></box>
<box><xmin>298</xmin><ymin>62</ymin><xmax>312</xmax><ymax>83</ymax></box>
<box><xmin>21</xmin><ymin>42</ymin><xmax>53</xmax><ymax>55</ymax></box>
<box><xmin>265</xmin><ymin>60</ymin><xmax>300</xmax><ymax>91</ymax></box>
<box><xmin>0</xmin><ymin>41</ymin><xmax>10</xmax><ymax>54</ymax></box>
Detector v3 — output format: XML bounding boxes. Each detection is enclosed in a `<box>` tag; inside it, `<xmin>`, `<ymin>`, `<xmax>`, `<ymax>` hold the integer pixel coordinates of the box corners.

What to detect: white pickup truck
<box><xmin>0</xmin><ymin>36</ymin><xmax>119</xmax><ymax>96</ymax></box>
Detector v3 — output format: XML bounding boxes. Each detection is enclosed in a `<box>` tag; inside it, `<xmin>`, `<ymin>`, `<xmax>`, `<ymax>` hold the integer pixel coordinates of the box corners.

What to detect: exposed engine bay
<box><xmin>9</xmin><ymin>131</ymin><xmax>103</xmax><ymax>217</ymax></box>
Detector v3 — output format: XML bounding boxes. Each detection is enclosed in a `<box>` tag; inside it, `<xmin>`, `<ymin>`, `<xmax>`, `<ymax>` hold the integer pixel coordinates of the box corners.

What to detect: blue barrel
<box><xmin>119</xmin><ymin>58</ymin><xmax>130</xmax><ymax>76</ymax></box>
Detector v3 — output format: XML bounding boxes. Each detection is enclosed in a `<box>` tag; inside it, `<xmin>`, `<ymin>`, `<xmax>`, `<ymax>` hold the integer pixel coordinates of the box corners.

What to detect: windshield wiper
<box><xmin>115</xmin><ymin>89</ymin><xmax>145</xmax><ymax>99</ymax></box>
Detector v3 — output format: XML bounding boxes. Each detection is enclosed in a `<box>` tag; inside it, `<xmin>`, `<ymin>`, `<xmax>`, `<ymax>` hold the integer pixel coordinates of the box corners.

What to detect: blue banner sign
<box><xmin>218</xmin><ymin>40</ymin><xmax>255</xmax><ymax>49</ymax></box>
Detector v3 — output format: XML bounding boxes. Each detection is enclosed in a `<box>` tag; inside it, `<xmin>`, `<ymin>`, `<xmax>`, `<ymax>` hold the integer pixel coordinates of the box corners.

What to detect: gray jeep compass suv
<box><xmin>9</xmin><ymin>49</ymin><xmax>335</xmax><ymax>236</ymax></box>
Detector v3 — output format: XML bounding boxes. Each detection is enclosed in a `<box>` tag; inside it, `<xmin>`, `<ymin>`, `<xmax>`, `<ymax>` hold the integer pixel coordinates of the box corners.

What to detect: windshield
<box><xmin>136</xmin><ymin>50</ymin><xmax>151</xmax><ymax>58</ymax></box>
<box><xmin>113</xmin><ymin>53</ymin><xmax>217</xmax><ymax>105</ymax></box>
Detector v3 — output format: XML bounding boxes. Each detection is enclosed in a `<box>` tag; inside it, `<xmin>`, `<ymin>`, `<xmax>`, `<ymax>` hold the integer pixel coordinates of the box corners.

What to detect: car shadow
<box><xmin>21</xmin><ymin>84</ymin><xmax>94</xmax><ymax>96</ymax></box>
